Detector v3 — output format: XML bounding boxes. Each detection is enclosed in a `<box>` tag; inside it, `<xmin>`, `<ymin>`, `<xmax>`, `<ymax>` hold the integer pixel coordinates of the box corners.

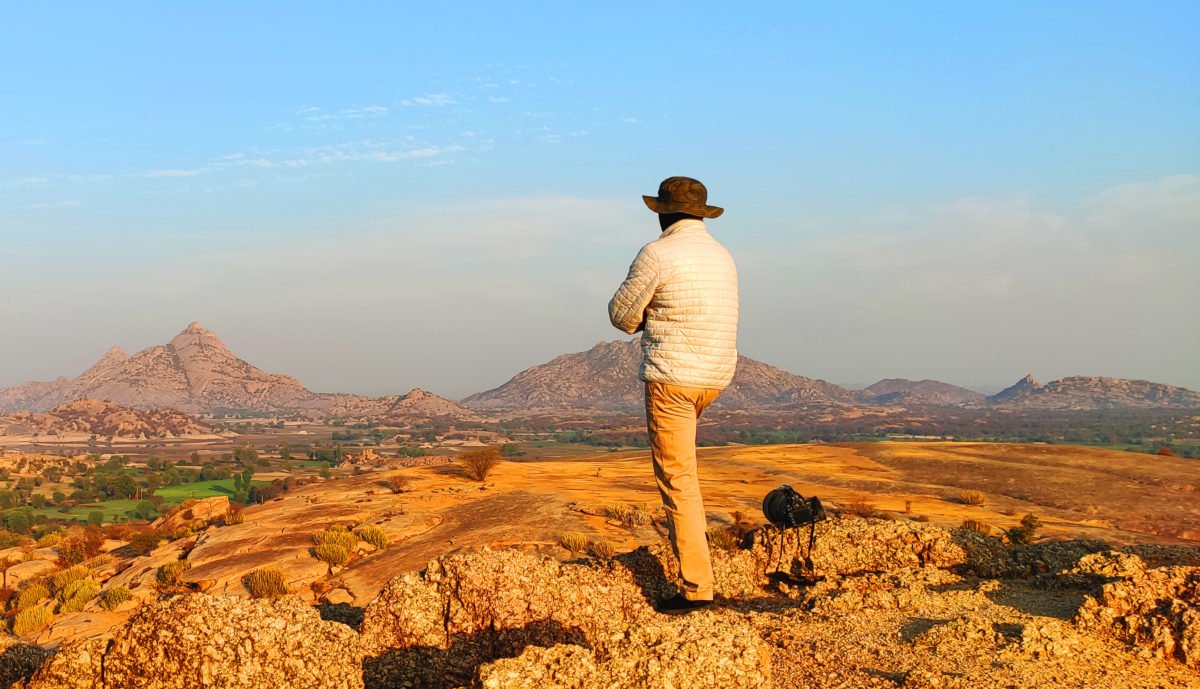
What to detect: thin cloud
<box><xmin>145</xmin><ymin>169</ymin><xmax>201</xmax><ymax>178</ymax></box>
<box><xmin>400</xmin><ymin>93</ymin><xmax>455</xmax><ymax>107</ymax></box>
<box><xmin>304</xmin><ymin>105</ymin><xmax>389</xmax><ymax>121</ymax></box>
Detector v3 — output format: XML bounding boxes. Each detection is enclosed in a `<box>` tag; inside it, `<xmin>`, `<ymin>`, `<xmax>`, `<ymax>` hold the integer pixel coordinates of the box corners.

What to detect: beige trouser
<box><xmin>645</xmin><ymin>381</ymin><xmax>722</xmax><ymax>601</ymax></box>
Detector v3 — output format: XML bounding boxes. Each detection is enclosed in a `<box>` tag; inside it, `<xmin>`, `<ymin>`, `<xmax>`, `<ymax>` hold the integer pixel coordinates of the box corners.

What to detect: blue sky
<box><xmin>1</xmin><ymin>2</ymin><xmax>1198</xmax><ymax>396</ymax></box>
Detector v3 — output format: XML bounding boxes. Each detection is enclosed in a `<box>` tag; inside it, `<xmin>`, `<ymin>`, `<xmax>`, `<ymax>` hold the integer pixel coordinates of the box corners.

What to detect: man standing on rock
<box><xmin>609</xmin><ymin>176</ymin><xmax>739</xmax><ymax>614</ymax></box>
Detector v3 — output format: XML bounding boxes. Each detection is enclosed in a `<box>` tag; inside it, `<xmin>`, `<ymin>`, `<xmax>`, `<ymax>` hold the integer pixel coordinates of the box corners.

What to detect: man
<box><xmin>608</xmin><ymin>176</ymin><xmax>739</xmax><ymax>614</ymax></box>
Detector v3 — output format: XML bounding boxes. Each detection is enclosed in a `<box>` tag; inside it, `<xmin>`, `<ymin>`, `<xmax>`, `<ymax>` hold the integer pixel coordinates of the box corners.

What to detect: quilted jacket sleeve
<box><xmin>608</xmin><ymin>245</ymin><xmax>659</xmax><ymax>335</ymax></box>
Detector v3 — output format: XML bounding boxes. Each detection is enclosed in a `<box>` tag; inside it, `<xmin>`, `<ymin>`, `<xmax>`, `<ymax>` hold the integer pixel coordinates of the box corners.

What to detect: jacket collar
<box><xmin>659</xmin><ymin>218</ymin><xmax>707</xmax><ymax>238</ymax></box>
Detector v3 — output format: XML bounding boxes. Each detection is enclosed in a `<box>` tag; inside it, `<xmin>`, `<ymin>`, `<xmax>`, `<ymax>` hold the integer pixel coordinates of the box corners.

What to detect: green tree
<box><xmin>87</xmin><ymin>511</ymin><xmax>104</xmax><ymax>526</ymax></box>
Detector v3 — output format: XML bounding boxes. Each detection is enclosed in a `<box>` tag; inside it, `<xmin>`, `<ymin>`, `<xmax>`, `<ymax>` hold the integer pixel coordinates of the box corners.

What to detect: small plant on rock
<box><xmin>245</xmin><ymin>567</ymin><xmax>288</xmax><ymax>598</ymax></box>
<box><xmin>314</xmin><ymin>543</ymin><xmax>351</xmax><ymax>567</ymax></box>
<box><xmin>51</xmin><ymin>565</ymin><xmax>89</xmax><ymax>594</ymax></box>
<box><xmin>958</xmin><ymin>490</ymin><xmax>987</xmax><ymax>506</ymax></box>
<box><xmin>961</xmin><ymin>519</ymin><xmax>993</xmax><ymax>536</ymax></box>
<box><xmin>156</xmin><ymin>560</ymin><xmax>190</xmax><ymax>586</ymax></box>
<box><xmin>59</xmin><ymin>579</ymin><xmax>99</xmax><ymax>613</ymax></box>
<box><xmin>354</xmin><ymin>525</ymin><xmax>388</xmax><ymax>550</ymax></box>
<box><xmin>587</xmin><ymin>540</ymin><xmax>615</xmax><ymax>559</ymax></box>
<box><xmin>130</xmin><ymin>531</ymin><xmax>165</xmax><ymax>556</ymax></box>
<box><xmin>1005</xmin><ymin>513</ymin><xmax>1042</xmax><ymax>546</ymax></box>
<box><xmin>224</xmin><ymin>512</ymin><xmax>245</xmax><ymax>525</ymax></box>
<box><xmin>843</xmin><ymin>498</ymin><xmax>882</xmax><ymax>519</ymax></box>
<box><xmin>557</xmin><ymin>532</ymin><xmax>589</xmax><ymax>555</ymax></box>
<box><xmin>12</xmin><ymin>605</ymin><xmax>52</xmax><ymax>636</ymax></box>
<box><xmin>15</xmin><ymin>583</ymin><xmax>49</xmax><ymax>611</ymax></box>
<box><xmin>99</xmin><ymin>586</ymin><xmax>131</xmax><ymax>610</ymax></box>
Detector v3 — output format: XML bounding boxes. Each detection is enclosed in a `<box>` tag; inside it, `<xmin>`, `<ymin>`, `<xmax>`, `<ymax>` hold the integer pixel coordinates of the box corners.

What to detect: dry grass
<box><xmin>156</xmin><ymin>560</ymin><xmax>190</xmax><ymax>586</ymax></box>
<box><xmin>587</xmin><ymin>540</ymin><xmax>615</xmax><ymax>559</ymax></box>
<box><xmin>842</xmin><ymin>497</ymin><xmax>883</xmax><ymax>519</ymax></box>
<box><xmin>386</xmin><ymin>475</ymin><xmax>412</xmax><ymax>493</ymax></box>
<box><xmin>961</xmin><ymin>519</ymin><xmax>993</xmax><ymax>536</ymax></box>
<box><xmin>245</xmin><ymin>567</ymin><xmax>289</xmax><ymax>598</ymax></box>
<box><xmin>12</xmin><ymin>606</ymin><xmax>51</xmax><ymax>636</ymax></box>
<box><xmin>99</xmin><ymin>586</ymin><xmax>130</xmax><ymax>610</ymax></box>
<box><xmin>314</xmin><ymin>543</ymin><xmax>351</xmax><ymax>567</ymax></box>
<box><xmin>557</xmin><ymin>532</ymin><xmax>589</xmax><ymax>554</ymax></box>
<box><xmin>958</xmin><ymin>490</ymin><xmax>988</xmax><ymax>506</ymax></box>
<box><xmin>604</xmin><ymin>503</ymin><xmax>652</xmax><ymax>527</ymax></box>
<box><xmin>355</xmin><ymin>525</ymin><xmax>388</xmax><ymax>550</ymax></box>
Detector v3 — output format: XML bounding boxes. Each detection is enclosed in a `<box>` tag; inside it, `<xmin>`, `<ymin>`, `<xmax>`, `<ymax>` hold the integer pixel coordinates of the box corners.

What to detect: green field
<box><xmin>155</xmin><ymin>479</ymin><xmax>265</xmax><ymax>503</ymax></box>
<box><xmin>30</xmin><ymin>499</ymin><xmax>147</xmax><ymax>523</ymax></box>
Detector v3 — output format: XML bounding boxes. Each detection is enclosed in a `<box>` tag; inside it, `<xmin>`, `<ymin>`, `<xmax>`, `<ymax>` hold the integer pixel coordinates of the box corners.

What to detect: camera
<box><xmin>762</xmin><ymin>484</ymin><xmax>827</xmax><ymax>530</ymax></box>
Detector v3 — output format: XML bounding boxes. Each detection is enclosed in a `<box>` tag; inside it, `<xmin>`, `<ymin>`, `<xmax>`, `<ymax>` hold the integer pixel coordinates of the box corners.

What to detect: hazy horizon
<box><xmin>2</xmin><ymin>4</ymin><xmax>1197</xmax><ymax>397</ymax></box>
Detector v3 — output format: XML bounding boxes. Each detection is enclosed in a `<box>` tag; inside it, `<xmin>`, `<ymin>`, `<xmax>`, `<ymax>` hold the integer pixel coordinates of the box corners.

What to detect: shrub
<box><xmin>959</xmin><ymin>490</ymin><xmax>987</xmax><ymax>506</ymax></box>
<box><xmin>130</xmin><ymin>531</ymin><xmax>165</xmax><ymax>556</ymax></box>
<box><xmin>557</xmin><ymin>532</ymin><xmax>589</xmax><ymax>554</ymax></box>
<box><xmin>87</xmin><ymin>511</ymin><xmax>104</xmax><ymax>526</ymax></box>
<box><xmin>386</xmin><ymin>475</ymin><xmax>411</xmax><ymax>494</ymax></box>
<box><xmin>604</xmin><ymin>503</ymin><xmax>651</xmax><ymax>527</ymax></box>
<box><xmin>172</xmin><ymin>526</ymin><xmax>194</xmax><ymax>541</ymax></box>
<box><xmin>1006</xmin><ymin>514</ymin><xmax>1042</xmax><ymax>546</ymax></box>
<box><xmin>354</xmin><ymin>525</ymin><xmax>387</xmax><ymax>550</ymax></box>
<box><xmin>962</xmin><ymin>519</ymin><xmax>993</xmax><ymax>536</ymax></box>
<box><xmin>224</xmin><ymin>512</ymin><xmax>245</xmax><ymax>525</ymax></box>
<box><xmin>314</xmin><ymin>525</ymin><xmax>357</xmax><ymax>551</ymax></box>
<box><xmin>314</xmin><ymin>543</ymin><xmax>351</xmax><ymax>567</ymax></box>
<box><xmin>706</xmin><ymin>527</ymin><xmax>739</xmax><ymax>552</ymax></box>
<box><xmin>99</xmin><ymin>586</ymin><xmax>131</xmax><ymax>610</ymax></box>
<box><xmin>1157</xmin><ymin>445</ymin><xmax>1177</xmax><ymax>457</ymax></box>
<box><xmin>459</xmin><ymin>447</ymin><xmax>501</xmax><ymax>482</ymax></box>
<box><xmin>157</xmin><ymin>560</ymin><xmax>190</xmax><ymax>586</ymax></box>
<box><xmin>843</xmin><ymin>498</ymin><xmax>882</xmax><ymax>519</ymax></box>
<box><xmin>87</xmin><ymin>554</ymin><xmax>115</xmax><ymax>570</ymax></box>
<box><xmin>37</xmin><ymin>533</ymin><xmax>62</xmax><ymax>547</ymax></box>
<box><xmin>15</xmin><ymin>583</ymin><xmax>49</xmax><ymax>611</ymax></box>
<box><xmin>12</xmin><ymin>605</ymin><xmax>52</xmax><ymax>636</ymax></box>
<box><xmin>587</xmin><ymin>540</ymin><xmax>615</xmax><ymax>559</ymax></box>
<box><xmin>245</xmin><ymin>567</ymin><xmax>288</xmax><ymax>599</ymax></box>
<box><xmin>59</xmin><ymin>579</ymin><xmax>99</xmax><ymax>613</ymax></box>
<box><xmin>51</xmin><ymin>565</ymin><xmax>89</xmax><ymax>595</ymax></box>
<box><xmin>57</xmin><ymin>529</ymin><xmax>105</xmax><ymax>566</ymax></box>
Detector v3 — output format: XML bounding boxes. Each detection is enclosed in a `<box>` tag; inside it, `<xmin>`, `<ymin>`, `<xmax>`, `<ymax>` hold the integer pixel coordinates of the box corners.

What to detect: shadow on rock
<box><xmin>363</xmin><ymin>620</ymin><xmax>588</xmax><ymax>689</ymax></box>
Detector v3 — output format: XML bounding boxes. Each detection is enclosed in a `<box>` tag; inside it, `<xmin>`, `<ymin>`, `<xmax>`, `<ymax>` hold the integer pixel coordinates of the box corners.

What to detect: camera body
<box><xmin>762</xmin><ymin>484</ymin><xmax>827</xmax><ymax>530</ymax></box>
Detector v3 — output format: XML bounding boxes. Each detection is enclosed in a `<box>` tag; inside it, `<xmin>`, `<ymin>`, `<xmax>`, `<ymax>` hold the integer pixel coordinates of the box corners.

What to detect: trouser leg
<box><xmin>645</xmin><ymin>381</ymin><xmax>721</xmax><ymax>601</ymax></box>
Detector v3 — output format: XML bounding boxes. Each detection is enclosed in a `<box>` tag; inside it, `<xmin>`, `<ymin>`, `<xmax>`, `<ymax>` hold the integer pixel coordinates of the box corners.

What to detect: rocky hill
<box><xmin>989</xmin><ymin>374</ymin><xmax>1200</xmax><ymax>409</ymax></box>
<box><xmin>2</xmin><ymin>521</ymin><xmax>1197</xmax><ymax>689</ymax></box>
<box><xmin>0</xmin><ymin>399</ymin><xmax>214</xmax><ymax>439</ymax></box>
<box><xmin>861</xmin><ymin>378</ymin><xmax>986</xmax><ymax>406</ymax></box>
<box><xmin>0</xmin><ymin>323</ymin><xmax>325</xmax><ymax>414</ymax></box>
<box><xmin>461</xmin><ymin>339</ymin><xmax>855</xmax><ymax>411</ymax></box>
<box><xmin>374</xmin><ymin>388</ymin><xmax>485</xmax><ymax>424</ymax></box>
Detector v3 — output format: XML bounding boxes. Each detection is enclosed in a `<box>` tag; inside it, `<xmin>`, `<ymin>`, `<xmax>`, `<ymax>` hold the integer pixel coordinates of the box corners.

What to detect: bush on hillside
<box><xmin>459</xmin><ymin>447</ymin><xmax>501</xmax><ymax>481</ymax></box>
<box><xmin>245</xmin><ymin>567</ymin><xmax>289</xmax><ymax>598</ymax></box>
<box><xmin>99</xmin><ymin>586</ymin><xmax>131</xmax><ymax>610</ymax></box>
<box><xmin>12</xmin><ymin>605</ymin><xmax>52</xmax><ymax>636</ymax></box>
<box><xmin>354</xmin><ymin>525</ymin><xmax>387</xmax><ymax>550</ymax></box>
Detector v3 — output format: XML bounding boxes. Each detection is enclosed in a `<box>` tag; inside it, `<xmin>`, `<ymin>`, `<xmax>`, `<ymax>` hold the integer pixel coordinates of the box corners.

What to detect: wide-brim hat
<box><xmin>642</xmin><ymin>176</ymin><xmax>724</xmax><ymax>218</ymax></box>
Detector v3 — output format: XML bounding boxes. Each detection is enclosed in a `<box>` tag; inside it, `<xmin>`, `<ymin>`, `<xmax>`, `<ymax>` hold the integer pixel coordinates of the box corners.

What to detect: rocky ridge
<box><xmin>987</xmin><ymin>374</ymin><xmax>1200</xmax><ymax>409</ymax></box>
<box><xmin>0</xmin><ymin>399</ymin><xmax>215</xmax><ymax>439</ymax></box>
<box><xmin>2</xmin><ymin>518</ymin><xmax>1198</xmax><ymax>689</ymax></box>
<box><xmin>462</xmin><ymin>339</ymin><xmax>855</xmax><ymax>411</ymax></box>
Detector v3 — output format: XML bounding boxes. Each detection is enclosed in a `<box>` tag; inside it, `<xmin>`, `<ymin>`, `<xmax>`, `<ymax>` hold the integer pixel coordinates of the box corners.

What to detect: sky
<box><xmin>1</xmin><ymin>2</ymin><xmax>1197</xmax><ymax>398</ymax></box>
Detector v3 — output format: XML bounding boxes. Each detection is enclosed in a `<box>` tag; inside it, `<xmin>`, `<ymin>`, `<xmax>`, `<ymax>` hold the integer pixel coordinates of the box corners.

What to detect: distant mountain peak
<box><xmin>462</xmin><ymin>339</ymin><xmax>854</xmax><ymax>411</ymax></box>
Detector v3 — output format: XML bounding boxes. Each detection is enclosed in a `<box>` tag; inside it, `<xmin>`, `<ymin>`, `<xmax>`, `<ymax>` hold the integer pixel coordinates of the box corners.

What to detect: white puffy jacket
<box><xmin>608</xmin><ymin>218</ymin><xmax>739</xmax><ymax>390</ymax></box>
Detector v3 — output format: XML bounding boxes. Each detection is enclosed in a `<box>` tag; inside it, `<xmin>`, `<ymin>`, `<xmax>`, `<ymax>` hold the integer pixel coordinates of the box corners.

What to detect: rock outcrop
<box><xmin>16</xmin><ymin>595</ymin><xmax>363</xmax><ymax>689</ymax></box>
<box><xmin>3</xmin><ymin>399</ymin><xmax>214</xmax><ymax>439</ymax></box>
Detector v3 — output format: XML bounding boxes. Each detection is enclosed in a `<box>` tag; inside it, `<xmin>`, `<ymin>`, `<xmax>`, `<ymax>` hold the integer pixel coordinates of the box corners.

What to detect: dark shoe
<box><xmin>655</xmin><ymin>594</ymin><xmax>714</xmax><ymax>615</ymax></box>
